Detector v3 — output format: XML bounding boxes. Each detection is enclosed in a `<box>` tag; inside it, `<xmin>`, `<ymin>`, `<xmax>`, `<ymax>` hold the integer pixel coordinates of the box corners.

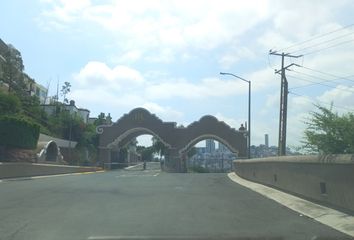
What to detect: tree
<box><xmin>61</xmin><ymin>81</ymin><xmax>71</xmax><ymax>103</ymax></box>
<box><xmin>187</xmin><ymin>146</ymin><xmax>197</xmax><ymax>158</ymax></box>
<box><xmin>303</xmin><ymin>105</ymin><xmax>354</xmax><ymax>154</ymax></box>
<box><xmin>2</xmin><ymin>45</ymin><xmax>26</xmax><ymax>94</ymax></box>
<box><xmin>0</xmin><ymin>92</ymin><xmax>21</xmax><ymax>115</ymax></box>
<box><xmin>136</xmin><ymin>145</ymin><xmax>154</xmax><ymax>162</ymax></box>
<box><xmin>152</xmin><ymin>136</ymin><xmax>168</xmax><ymax>160</ymax></box>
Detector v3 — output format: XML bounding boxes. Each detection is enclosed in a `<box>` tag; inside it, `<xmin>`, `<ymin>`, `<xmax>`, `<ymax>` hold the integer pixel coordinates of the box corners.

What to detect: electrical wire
<box><xmin>301</xmin><ymin>38</ymin><xmax>354</xmax><ymax>56</ymax></box>
<box><xmin>288</xmin><ymin>91</ymin><xmax>354</xmax><ymax>112</ymax></box>
<box><xmin>291</xmin><ymin>70</ymin><xmax>338</xmax><ymax>82</ymax></box>
<box><xmin>277</xmin><ymin>23</ymin><xmax>354</xmax><ymax>52</ymax></box>
<box><xmin>287</xmin><ymin>74</ymin><xmax>354</xmax><ymax>93</ymax></box>
<box><xmin>288</xmin><ymin>74</ymin><xmax>338</xmax><ymax>89</ymax></box>
<box><xmin>300</xmin><ymin>66</ymin><xmax>354</xmax><ymax>83</ymax></box>
<box><xmin>289</xmin><ymin>31</ymin><xmax>354</xmax><ymax>54</ymax></box>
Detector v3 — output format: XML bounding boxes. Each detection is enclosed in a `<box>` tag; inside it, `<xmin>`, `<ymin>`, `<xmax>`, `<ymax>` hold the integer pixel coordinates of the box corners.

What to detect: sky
<box><xmin>1</xmin><ymin>0</ymin><xmax>354</xmax><ymax>148</ymax></box>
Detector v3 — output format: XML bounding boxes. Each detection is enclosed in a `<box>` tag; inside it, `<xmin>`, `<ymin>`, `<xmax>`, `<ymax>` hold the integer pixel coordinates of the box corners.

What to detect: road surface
<box><xmin>0</xmin><ymin>163</ymin><xmax>350</xmax><ymax>240</ymax></box>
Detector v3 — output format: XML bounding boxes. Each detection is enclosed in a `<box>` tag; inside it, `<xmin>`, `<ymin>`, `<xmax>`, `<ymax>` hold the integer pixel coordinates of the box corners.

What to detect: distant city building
<box><xmin>265</xmin><ymin>134</ymin><xmax>269</xmax><ymax>148</ymax></box>
<box><xmin>205</xmin><ymin>139</ymin><xmax>215</xmax><ymax>153</ymax></box>
<box><xmin>195</xmin><ymin>147</ymin><xmax>206</xmax><ymax>154</ymax></box>
<box><xmin>250</xmin><ymin>144</ymin><xmax>301</xmax><ymax>158</ymax></box>
<box><xmin>42</xmin><ymin>100</ymin><xmax>90</xmax><ymax>124</ymax></box>
<box><xmin>188</xmin><ymin>140</ymin><xmax>237</xmax><ymax>172</ymax></box>
<box><xmin>218</xmin><ymin>142</ymin><xmax>230</xmax><ymax>153</ymax></box>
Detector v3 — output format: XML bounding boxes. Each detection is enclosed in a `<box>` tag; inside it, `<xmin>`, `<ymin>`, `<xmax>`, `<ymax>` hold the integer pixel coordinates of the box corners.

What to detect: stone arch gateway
<box><xmin>97</xmin><ymin>108</ymin><xmax>247</xmax><ymax>172</ymax></box>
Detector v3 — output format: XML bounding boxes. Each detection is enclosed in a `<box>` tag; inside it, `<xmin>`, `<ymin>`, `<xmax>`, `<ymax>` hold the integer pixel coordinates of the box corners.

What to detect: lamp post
<box><xmin>220</xmin><ymin>72</ymin><xmax>251</xmax><ymax>159</ymax></box>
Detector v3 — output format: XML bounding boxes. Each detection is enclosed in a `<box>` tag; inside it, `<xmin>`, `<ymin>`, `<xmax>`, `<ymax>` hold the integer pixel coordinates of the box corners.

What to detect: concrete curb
<box><xmin>124</xmin><ymin>163</ymin><xmax>144</xmax><ymax>170</ymax></box>
<box><xmin>228</xmin><ymin>172</ymin><xmax>354</xmax><ymax>238</ymax></box>
<box><xmin>0</xmin><ymin>170</ymin><xmax>105</xmax><ymax>182</ymax></box>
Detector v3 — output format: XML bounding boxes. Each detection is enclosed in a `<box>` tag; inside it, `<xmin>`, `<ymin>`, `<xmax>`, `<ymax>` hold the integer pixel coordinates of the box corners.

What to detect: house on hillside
<box><xmin>24</xmin><ymin>74</ymin><xmax>48</xmax><ymax>104</ymax></box>
<box><xmin>42</xmin><ymin>100</ymin><xmax>90</xmax><ymax>124</ymax></box>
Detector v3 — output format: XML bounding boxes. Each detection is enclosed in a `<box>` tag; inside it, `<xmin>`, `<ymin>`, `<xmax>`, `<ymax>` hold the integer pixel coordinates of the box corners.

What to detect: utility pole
<box><xmin>269</xmin><ymin>51</ymin><xmax>302</xmax><ymax>156</ymax></box>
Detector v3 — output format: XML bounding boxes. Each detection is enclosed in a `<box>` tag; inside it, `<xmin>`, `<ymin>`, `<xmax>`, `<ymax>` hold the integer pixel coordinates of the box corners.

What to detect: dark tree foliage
<box><xmin>0</xmin><ymin>92</ymin><xmax>21</xmax><ymax>115</ymax></box>
<box><xmin>187</xmin><ymin>146</ymin><xmax>197</xmax><ymax>158</ymax></box>
<box><xmin>61</xmin><ymin>81</ymin><xmax>71</xmax><ymax>103</ymax></box>
<box><xmin>2</xmin><ymin>45</ymin><xmax>26</xmax><ymax>94</ymax></box>
<box><xmin>152</xmin><ymin>136</ymin><xmax>168</xmax><ymax>159</ymax></box>
<box><xmin>0</xmin><ymin>116</ymin><xmax>40</xmax><ymax>149</ymax></box>
<box><xmin>136</xmin><ymin>145</ymin><xmax>154</xmax><ymax>162</ymax></box>
<box><xmin>303</xmin><ymin>105</ymin><xmax>354</xmax><ymax>154</ymax></box>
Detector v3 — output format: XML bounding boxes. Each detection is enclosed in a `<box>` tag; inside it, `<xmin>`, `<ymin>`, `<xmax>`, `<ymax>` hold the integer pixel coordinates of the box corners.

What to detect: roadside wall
<box><xmin>234</xmin><ymin>155</ymin><xmax>354</xmax><ymax>212</ymax></box>
<box><xmin>0</xmin><ymin>162</ymin><xmax>101</xmax><ymax>179</ymax></box>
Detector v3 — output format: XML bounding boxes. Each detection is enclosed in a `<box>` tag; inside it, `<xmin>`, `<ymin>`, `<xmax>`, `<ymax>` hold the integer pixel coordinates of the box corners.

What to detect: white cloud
<box><xmin>145</xmin><ymin>77</ymin><xmax>249</xmax><ymax>100</ymax></box>
<box><xmin>39</xmin><ymin>0</ymin><xmax>272</xmax><ymax>62</ymax></box>
<box><xmin>74</xmin><ymin>61</ymin><xmax>145</xmax><ymax>89</ymax></box>
<box><xmin>113</xmin><ymin>50</ymin><xmax>143</xmax><ymax>64</ymax></box>
<box><xmin>316</xmin><ymin>85</ymin><xmax>354</xmax><ymax>113</ymax></box>
<box><xmin>69</xmin><ymin>89</ymin><xmax>144</xmax><ymax>108</ymax></box>
<box><xmin>214</xmin><ymin>113</ymin><xmax>244</xmax><ymax>130</ymax></box>
<box><xmin>219</xmin><ymin>47</ymin><xmax>257</xmax><ymax>69</ymax></box>
<box><xmin>141</xmin><ymin>102</ymin><xmax>184</xmax><ymax>121</ymax></box>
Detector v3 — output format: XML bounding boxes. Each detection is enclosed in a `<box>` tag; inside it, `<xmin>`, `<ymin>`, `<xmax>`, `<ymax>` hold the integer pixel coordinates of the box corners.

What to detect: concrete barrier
<box><xmin>234</xmin><ymin>155</ymin><xmax>354</xmax><ymax>213</ymax></box>
<box><xmin>0</xmin><ymin>162</ymin><xmax>102</xmax><ymax>179</ymax></box>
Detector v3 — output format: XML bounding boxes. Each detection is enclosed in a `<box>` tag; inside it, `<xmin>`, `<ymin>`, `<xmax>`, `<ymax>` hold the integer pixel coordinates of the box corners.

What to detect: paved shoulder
<box><xmin>228</xmin><ymin>172</ymin><xmax>354</xmax><ymax>238</ymax></box>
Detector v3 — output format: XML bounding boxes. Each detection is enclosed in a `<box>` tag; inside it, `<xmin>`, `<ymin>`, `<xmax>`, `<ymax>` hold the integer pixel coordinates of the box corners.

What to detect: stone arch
<box><xmin>37</xmin><ymin>140</ymin><xmax>62</xmax><ymax>162</ymax></box>
<box><xmin>46</xmin><ymin>141</ymin><xmax>59</xmax><ymax>161</ymax></box>
<box><xmin>97</xmin><ymin>108</ymin><xmax>247</xmax><ymax>172</ymax></box>
<box><xmin>107</xmin><ymin>127</ymin><xmax>172</xmax><ymax>149</ymax></box>
<box><xmin>179</xmin><ymin>134</ymin><xmax>239</xmax><ymax>155</ymax></box>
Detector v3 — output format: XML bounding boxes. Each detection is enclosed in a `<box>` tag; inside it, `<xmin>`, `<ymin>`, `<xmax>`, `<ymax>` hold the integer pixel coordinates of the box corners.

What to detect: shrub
<box><xmin>0</xmin><ymin>116</ymin><xmax>40</xmax><ymax>149</ymax></box>
<box><xmin>189</xmin><ymin>165</ymin><xmax>210</xmax><ymax>173</ymax></box>
<box><xmin>0</xmin><ymin>92</ymin><xmax>21</xmax><ymax>115</ymax></box>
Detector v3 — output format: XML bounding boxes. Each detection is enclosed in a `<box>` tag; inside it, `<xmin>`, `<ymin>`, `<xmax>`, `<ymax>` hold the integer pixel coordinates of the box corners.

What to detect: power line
<box><xmin>302</xmin><ymin>38</ymin><xmax>354</xmax><ymax>56</ymax></box>
<box><xmin>288</xmin><ymin>91</ymin><xmax>354</xmax><ymax>112</ymax></box>
<box><xmin>289</xmin><ymin>31</ymin><xmax>354</xmax><ymax>54</ymax></box>
<box><xmin>289</xmin><ymin>70</ymin><xmax>354</xmax><ymax>93</ymax></box>
<box><xmin>277</xmin><ymin>23</ymin><xmax>354</xmax><ymax>52</ymax></box>
<box><xmin>300</xmin><ymin>66</ymin><xmax>354</xmax><ymax>83</ymax></box>
<box><xmin>291</xmin><ymin>69</ymin><xmax>337</xmax><ymax>82</ymax></box>
<box><xmin>287</xmin><ymin>74</ymin><xmax>354</xmax><ymax>94</ymax></box>
<box><xmin>288</xmin><ymin>74</ymin><xmax>339</xmax><ymax>89</ymax></box>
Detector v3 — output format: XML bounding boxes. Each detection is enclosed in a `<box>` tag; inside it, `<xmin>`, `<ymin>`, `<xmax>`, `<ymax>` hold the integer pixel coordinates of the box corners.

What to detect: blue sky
<box><xmin>1</xmin><ymin>0</ymin><xmax>354</xmax><ymax>148</ymax></box>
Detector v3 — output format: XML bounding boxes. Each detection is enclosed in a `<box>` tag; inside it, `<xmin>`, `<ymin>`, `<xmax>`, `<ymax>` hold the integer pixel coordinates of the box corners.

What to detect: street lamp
<box><xmin>220</xmin><ymin>72</ymin><xmax>251</xmax><ymax>159</ymax></box>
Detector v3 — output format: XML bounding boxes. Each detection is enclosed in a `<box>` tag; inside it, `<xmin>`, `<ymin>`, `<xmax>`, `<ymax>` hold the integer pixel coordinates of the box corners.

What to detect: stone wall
<box><xmin>234</xmin><ymin>155</ymin><xmax>354</xmax><ymax>212</ymax></box>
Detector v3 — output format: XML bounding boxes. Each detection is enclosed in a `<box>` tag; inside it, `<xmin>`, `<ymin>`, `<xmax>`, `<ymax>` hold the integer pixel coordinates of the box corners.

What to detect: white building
<box><xmin>42</xmin><ymin>100</ymin><xmax>90</xmax><ymax>124</ymax></box>
<box><xmin>31</xmin><ymin>82</ymin><xmax>48</xmax><ymax>104</ymax></box>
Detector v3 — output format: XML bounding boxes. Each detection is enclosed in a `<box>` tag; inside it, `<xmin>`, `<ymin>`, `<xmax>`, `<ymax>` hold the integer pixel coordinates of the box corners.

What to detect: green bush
<box><xmin>0</xmin><ymin>92</ymin><xmax>21</xmax><ymax>115</ymax></box>
<box><xmin>189</xmin><ymin>165</ymin><xmax>210</xmax><ymax>173</ymax></box>
<box><xmin>0</xmin><ymin>116</ymin><xmax>40</xmax><ymax>149</ymax></box>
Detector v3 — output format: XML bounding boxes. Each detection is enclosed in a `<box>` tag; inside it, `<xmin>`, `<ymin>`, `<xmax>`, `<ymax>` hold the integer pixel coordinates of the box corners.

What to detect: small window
<box><xmin>320</xmin><ymin>182</ymin><xmax>327</xmax><ymax>194</ymax></box>
<box><xmin>274</xmin><ymin>174</ymin><xmax>277</xmax><ymax>182</ymax></box>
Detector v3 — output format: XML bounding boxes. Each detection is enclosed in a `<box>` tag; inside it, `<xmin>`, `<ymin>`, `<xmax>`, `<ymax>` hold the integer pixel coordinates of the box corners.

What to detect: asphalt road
<box><xmin>0</xmin><ymin>163</ymin><xmax>350</xmax><ymax>240</ymax></box>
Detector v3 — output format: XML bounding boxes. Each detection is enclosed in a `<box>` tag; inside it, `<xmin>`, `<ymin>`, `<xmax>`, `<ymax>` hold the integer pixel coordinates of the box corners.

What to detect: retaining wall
<box><xmin>0</xmin><ymin>162</ymin><xmax>101</xmax><ymax>179</ymax></box>
<box><xmin>234</xmin><ymin>155</ymin><xmax>354</xmax><ymax>212</ymax></box>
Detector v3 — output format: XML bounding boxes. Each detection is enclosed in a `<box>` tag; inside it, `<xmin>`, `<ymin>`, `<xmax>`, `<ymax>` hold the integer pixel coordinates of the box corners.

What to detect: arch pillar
<box><xmin>99</xmin><ymin>147</ymin><xmax>111</xmax><ymax>170</ymax></box>
<box><xmin>164</xmin><ymin>148</ymin><xmax>182</xmax><ymax>172</ymax></box>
